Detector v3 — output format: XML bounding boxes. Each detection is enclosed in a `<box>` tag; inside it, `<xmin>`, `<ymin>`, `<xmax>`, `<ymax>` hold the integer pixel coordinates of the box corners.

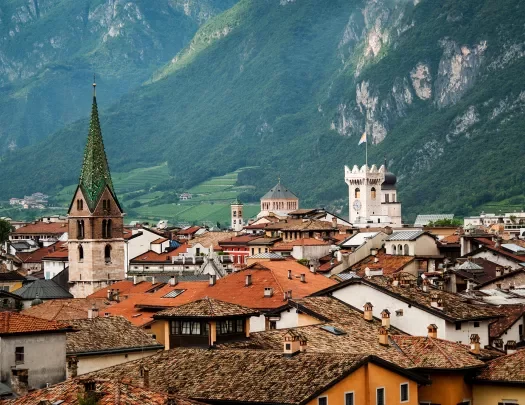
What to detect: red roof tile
<box><xmin>12</xmin><ymin>222</ymin><xmax>68</xmax><ymax>235</ymax></box>
<box><xmin>440</xmin><ymin>234</ymin><xmax>460</xmax><ymax>244</ymax></box>
<box><xmin>0</xmin><ymin>312</ymin><xmax>71</xmax><ymax>335</ymax></box>
<box><xmin>151</xmin><ymin>237</ymin><xmax>169</xmax><ymax>244</ymax></box>
<box><xmin>351</xmin><ymin>251</ymin><xmax>414</xmax><ymax>276</ymax></box>
<box><xmin>177</xmin><ymin>226</ymin><xmax>201</xmax><ymax>235</ymax></box>
<box><xmin>130</xmin><ymin>244</ymin><xmax>187</xmax><ymax>263</ymax></box>
<box><xmin>17</xmin><ymin>242</ymin><xmax>66</xmax><ymax>263</ymax></box>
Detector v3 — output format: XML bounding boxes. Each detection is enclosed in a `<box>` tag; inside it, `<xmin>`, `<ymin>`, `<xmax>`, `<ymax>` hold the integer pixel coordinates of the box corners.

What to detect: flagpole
<box><xmin>365</xmin><ymin>133</ymin><xmax>368</xmax><ymax>167</ymax></box>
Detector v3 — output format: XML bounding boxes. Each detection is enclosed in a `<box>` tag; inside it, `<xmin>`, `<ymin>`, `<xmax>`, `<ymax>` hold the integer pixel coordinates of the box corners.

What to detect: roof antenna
<box><xmin>93</xmin><ymin>73</ymin><xmax>97</xmax><ymax>97</ymax></box>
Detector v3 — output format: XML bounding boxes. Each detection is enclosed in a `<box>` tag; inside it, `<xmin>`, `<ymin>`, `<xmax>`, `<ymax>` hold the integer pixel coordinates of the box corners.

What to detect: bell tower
<box><xmin>345</xmin><ymin>164</ymin><xmax>385</xmax><ymax>225</ymax></box>
<box><xmin>231</xmin><ymin>198</ymin><xmax>244</xmax><ymax>232</ymax></box>
<box><xmin>68</xmin><ymin>78</ymin><xmax>125</xmax><ymax>298</ymax></box>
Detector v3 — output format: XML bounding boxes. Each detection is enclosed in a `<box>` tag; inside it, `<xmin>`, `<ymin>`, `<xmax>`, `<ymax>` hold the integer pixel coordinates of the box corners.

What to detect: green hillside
<box><xmin>1</xmin><ymin>0</ymin><xmax>524</xmax><ymax>223</ymax></box>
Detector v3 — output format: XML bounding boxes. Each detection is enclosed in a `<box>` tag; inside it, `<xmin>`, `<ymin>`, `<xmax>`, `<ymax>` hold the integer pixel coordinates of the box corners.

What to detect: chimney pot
<box><xmin>363</xmin><ymin>302</ymin><xmax>373</xmax><ymax>321</ymax></box>
<box><xmin>288</xmin><ymin>270</ymin><xmax>292</xmax><ymax>279</ymax></box>
<box><xmin>427</xmin><ymin>324</ymin><xmax>438</xmax><ymax>338</ymax></box>
<box><xmin>505</xmin><ymin>340</ymin><xmax>517</xmax><ymax>354</ymax></box>
<box><xmin>380</xmin><ymin>309</ymin><xmax>390</xmax><ymax>329</ymax></box>
<box><xmin>470</xmin><ymin>334</ymin><xmax>481</xmax><ymax>355</ymax></box>
<box><xmin>107</xmin><ymin>289</ymin><xmax>112</xmax><ymax>300</ymax></box>
<box><xmin>300</xmin><ymin>274</ymin><xmax>306</xmax><ymax>283</ymax></box>
<box><xmin>264</xmin><ymin>287</ymin><xmax>273</xmax><ymax>297</ymax></box>
<box><xmin>495</xmin><ymin>267</ymin><xmax>502</xmax><ymax>277</ymax></box>
<box><xmin>209</xmin><ymin>274</ymin><xmax>216</xmax><ymax>286</ymax></box>
<box><xmin>169</xmin><ymin>276</ymin><xmax>177</xmax><ymax>286</ymax></box>
<box><xmin>378</xmin><ymin>326</ymin><xmax>389</xmax><ymax>346</ymax></box>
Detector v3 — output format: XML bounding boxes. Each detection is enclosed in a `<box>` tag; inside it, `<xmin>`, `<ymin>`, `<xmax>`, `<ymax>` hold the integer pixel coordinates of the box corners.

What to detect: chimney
<box><xmin>510</xmin><ymin>284</ymin><xmax>515</xmax><ymax>290</ymax></box>
<box><xmin>392</xmin><ymin>279</ymin><xmax>399</xmax><ymax>287</ymax></box>
<box><xmin>495</xmin><ymin>267</ymin><xmax>502</xmax><ymax>277</ymax></box>
<box><xmin>288</xmin><ymin>270</ymin><xmax>292</xmax><ymax>279</ymax></box>
<box><xmin>370</xmin><ymin>248</ymin><xmax>378</xmax><ymax>256</ymax></box>
<box><xmin>283</xmin><ymin>330</ymin><xmax>303</xmax><ymax>357</ymax></box>
<box><xmin>495</xmin><ymin>238</ymin><xmax>501</xmax><ymax>248</ymax></box>
<box><xmin>422</xmin><ymin>279</ymin><xmax>430</xmax><ymax>293</ymax></box>
<box><xmin>374</xmin><ymin>257</ymin><xmax>379</xmax><ymax>263</ymax></box>
<box><xmin>67</xmin><ymin>356</ymin><xmax>79</xmax><ymax>378</ymax></box>
<box><xmin>430</xmin><ymin>293</ymin><xmax>443</xmax><ymax>310</ymax></box>
<box><xmin>114</xmin><ymin>289</ymin><xmax>120</xmax><ymax>302</ymax></box>
<box><xmin>10</xmin><ymin>369</ymin><xmax>29</xmax><ymax>396</ymax></box>
<box><xmin>378</xmin><ymin>326</ymin><xmax>389</xmax><ymax>346</ymax></box>
<box><xmin>309</xmin><ymin>264</ymin><xmax>316</xmax><ymax>274</ymax></box>
<box><xmin>133</xmin><ymin>275</ymin><xmax>138</xmax><ymax>285</ymax></box>
<box><xmin>264</xmin><ymin>287</ymin><xmax>273</xmax><ymax>297</ymax></box>
<box><xmin>470</xmin><ymin>334</ymin><xmax>481</xmax><ymax>355</ymax></box>
<box><xmin>300</xmin><ymin>274</ymin><xmax>306</xmax><ymax>283</ymax></box>
<box><xmin>300</xmin><ymin>337</ymin><xmax>308</xmax><ymax>353</ymax></box>
<box><xmin>107</xmin><ymin>289</ymin><xmax>112</xmax><ymax>300</ymax></box>
<box><xmin>151</xmin><ymin>276</ymin><xmax>156</xmax><ymax>285</ymax></box>
<box><xmin>169</xmin><ymin>276</ymin><xmax>177</xmax><ymax>286</ymax></box>
<box><xmin>245</xmin><ymin>274</ymin><xmax>252</xmax><ymax>287</ymax></box>
<box><xmin>140</xmin><ymin>366</ymin><xmax>150</xmax><ymax>388</ymax></box>
<box><xmin>332</xmin><ymin>217</ymin><xmax>337</xmax><ymax>228</ymax></box>
<box><xmin>88</xmin><ymin>304</ymin><xmax>99</xmax><ymax>319</ymax></box>
<box><xmin>504</xmin><ymin>267</ymin><xmax>511</xmax><ymax>274</ymax></box>
<box><xmin>427</xmin><ymin>324</ymin><xmax>438</xmax><ymax>339</ymax></box>
<box><xmin>505</xmin><ymin>340</ymin><xmax>517</xmax><ymax>355</ymax></box>
<box><xmin>380</xmin><ymin>309</ymin><xmax>390</xmax><ymax>329</ymax></box>
<box><xmin>287</xmin><ymin>290</ymin><xmax>292</xmax><ymax>300</ymax></box>
<box><xmin>363</xmin><ymin>302</ymin><xmax>373</xmax><ymax>321</ymax></box>
<box><xmin>209</xmin><ymin>274</ymin><xmax>216</xmax><ymax>286</ymax></box>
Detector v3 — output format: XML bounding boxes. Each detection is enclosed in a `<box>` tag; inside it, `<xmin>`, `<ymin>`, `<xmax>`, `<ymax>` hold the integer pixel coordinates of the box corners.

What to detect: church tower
<box><xmin>68</xmin><ymin>79</ymin><xmax>125</xmax><ymax>298</ymax></box>
<box><xmin>231</xmin><ymin>198</ymin><xmax>244</xmax><ymax>232</ymax></box>
<box><xmin>345</xmin><ymin>164</ymin><xmax>385</xmax><ymax>225</ymax></box>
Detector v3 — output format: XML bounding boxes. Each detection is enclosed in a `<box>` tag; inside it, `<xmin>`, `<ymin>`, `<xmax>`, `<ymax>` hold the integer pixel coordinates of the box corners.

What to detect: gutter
<box><xmin>67</xmin><ymin>344</ymin><xmax>164</xmax><ymax>357</ymax></box>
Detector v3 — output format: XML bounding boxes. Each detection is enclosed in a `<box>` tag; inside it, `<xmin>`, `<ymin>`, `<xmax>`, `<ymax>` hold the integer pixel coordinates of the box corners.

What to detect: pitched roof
<box><xmin>350</xmin><ymin>251</ymin><xmax>414</xmax><ymax>276</ymax></box>
<box><xmin>86</xmin><ymin>348</ymin><xmax>426</xmax><ymax>404</ymax></box>
<box><xmin>78</xmin><ymin>92</ymin><xmax>118</xmax><ymax>211</ymax></box>
<box><xmin>14</xmin><ymin>279</ymin><xmax>73</xmax><ymax>300</ymax></box>
<box><xmin>151</xmin><ymin>237</ymin><xmax>169</xmax><ymax>244</ymax></box>
<box><xmin>489</xmin><ymin>304</ymin><xmax>525</xmax><ymax>338</ymax></box>
<box><xmin>130</xmin><ymin>248</ymin><xmax>187</xmax><ymax>263</ymax></box>
<box><xmin>12</xmin><ymin>222</ymin><xmax>68</xmax><ymax>235</ymax></box>
<box><xmin>177</xmin><ymin>226</ymin><xmax>201</xmax><ymax>235</ymax></box>
<box><xmin>440</xmin><ymin>234</ymin><xmax>460</xmax><ymax>244</ymax></box>
<box><xmin>0</xmin><ymin>312</ymin><xmax>71</xmax><ymax>335</ymax></box>
<box><xmin>155</xmin><ymin>297</ymin><xmax>260</xmax><ymax>318</ymax></box>
<box><xmin>385</xmin><ymin>230</ymin><xmax>427</xmax><ymax>241</ymax></box>
<box><xmin>315</xmin><ymin>274</ymin><xmax>501</xmax><ymax>322</ymax></box>
<box><xmin>474</xmin><ymin>269</ymin><xmax>525</xmax><ymax>289</ymax></box>
<box><xmin>187</xmin><ymin>231</ymin><xmax>237</xmax><ymax>247</ymax></box>
<box><xmin>271</xmin><ymin>238</ymin><xmax>330</xmax><ymax>251</ymax></box>
<box><xmin>261</xmin><ymin>181</ymin><xmax>298</xmax><ymax>201</ymax></box>
<box><xmin>473</xmin><ymin>350</ymin><xmax>525</xmax><ymax>384</ymax></box>
<box><xmin>414</xmin><ymin>214</ymin><xmax>454</xmax><ymax>227</ymax></box>
<box><xmin>0</xmin><ymin>271</ymin><xmax>26</xmax><ymax>281</ymax></box>
<box><xmin>21</xmin><ymin>298</ymin><xmax>112</xmax><ymax>321</ymax></box>
<box><xmin>389</xmin><ymin>336</ymin><xmax>486</xmax><ymax>369</ymax></box>
<box><xmin>218</xmin><ymin>235</ymin><xmax>260</xmax><ymax>245</ymax></box>
<box><xmin>66</xmin><ymin>316</ymin><xmax>163</xmax><ymax>355</ymax></box>
<box><xmin>2</xmin><ymin>378</ymin><xmax>197</xmax><ymax>405</ymax></box>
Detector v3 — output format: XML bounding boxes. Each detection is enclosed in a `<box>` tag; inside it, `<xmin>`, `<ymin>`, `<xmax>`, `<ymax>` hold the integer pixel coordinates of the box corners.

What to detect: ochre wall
<box><xmin>473</xmin><ymin>385</ymin><xmax>525</xmax><ymax>405</ymax></box>
<box><xmin>298</xmin><ymin>313</ymin><xmax>323</xmax><ymax>327</ymax></box>
<box><xmin>418</xmin><ymin>373</ymin><xmax>472</xmax><ymax>405</ymax></box>
<box><xmin>305</xmin><ymin>363</ymin><xmax>419</xmax><ymax>405</ymax></box>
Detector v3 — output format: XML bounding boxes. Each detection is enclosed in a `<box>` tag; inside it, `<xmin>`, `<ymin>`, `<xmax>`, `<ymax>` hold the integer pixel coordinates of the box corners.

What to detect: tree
<box><xmin>0</xmin><ymin>219</ymin><xmax>13</xmax><ymax>244</ymax></box>
<box><xmin>427</xmin><ymin>218</ymin><xmax>462</xmax><ymax>227</ymax></box>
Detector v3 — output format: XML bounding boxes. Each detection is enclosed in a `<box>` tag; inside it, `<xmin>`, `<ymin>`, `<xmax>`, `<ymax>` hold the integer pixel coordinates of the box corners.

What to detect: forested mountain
<box><xmin>1</xmin><ymin>0</ymin><xmax>524</xmax><ymax>220</ymax></box>
<box><xmin>0</xmin><ymin>0</ymin><xmax>237</xmax><ymax>150</ymax></box>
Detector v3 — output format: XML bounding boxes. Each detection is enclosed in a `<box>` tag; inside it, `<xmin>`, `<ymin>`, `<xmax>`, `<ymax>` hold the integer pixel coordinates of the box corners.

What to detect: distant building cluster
<box><xmin>9</xmin><ymin>192</ymin><xmax>49</xmax><ymax>209</ymax></box>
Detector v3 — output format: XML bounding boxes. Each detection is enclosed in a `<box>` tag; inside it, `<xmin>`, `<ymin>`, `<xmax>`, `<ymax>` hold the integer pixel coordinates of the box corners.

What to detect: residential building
<box><xmin>315</xmin><ymin>274</ymin><xmax>500</xmax><ymax>346</ymax></box>
<box><xmin>461</xmin><ymin>236</ymin><xmax>525</xmax><ymax>269</ymax></box>
<box><xmin>475</xmin><ymin>269</ymin><xmax>525</xmax><ymax>290</ymax></box>
<box><xmin>487</xmin><ymin>304</ymin><xmax>525</xmax><ymax>350</ymax></box>
<box><xmin>67</xmin><ymin>84</ymin><xmax>126</xmax><ymax>298</ymax></box>
<box><xmin>258</xmin><ymin>180</ymin><xmax>299</xmax><ymax>218</ymax></box>
<box><xmin>184</xmin><ymin>231</ymin><xmax>236</xmax><ymax>257</ymax></box>
<box><xmin>465</xmin><ymin>211</ymin><xmax>525</xmax><ymax>236</ymax></box>
<box><xmin>218</xmin><ymin>235</ymin><xmax>260</xmax><ymax>265</ymax></box>
<box><xmin>179</xmin><ymin>192</ymin><xmax>193</xmax><ymax>200</ymax></box>
<box><xmin>247</xmin><ymin>237</ymin><xmax>282</xmax><ymax>256</ymax></box>
<box><xmin>177</xmin><ymin>226</ymin><xmax>203</xmax><ymax>240</ymax></box>
<box><xmin>0</xmin><ymin>312</ymin><xmax>72</xmax><ymax>394</ymax></box>
<box><xmin>345</xmin><ymin>163</ymin><xmax>402</xmax><ymax>227</ymax></box>
<box><xmin>384</xmin><ymin>230</ymin><xmax>440</xmax><ymax>258</ymax></box>
<box><xmin>9</xmin><ymin>221</ymin><xmax>68</xmax><ymax>248</ymax></box>
<box><xmin>20</xmin><ymin>298</ymin><xmax>112</xmax><ymax>321</ymax></box>
<box><xmin>346</xmin><ymin>250</ymin><xmax>417</xmax><ymax>278</ymax></box>
<box><xmin>14</xmin><ymin>279</ymin><xmax>73</xmax><ymax>309</ymax></box>
<box><xmin>287</xmin><ymin>208</ymin><xmax>352</xmax><ymax>227</ymax></box>
<box><xmin>42</xmin><ymin>242</ymin><xmax>68</xmax><ymax>279</ymax></box>
<box><xmin>65</xmin><ymin>315</ymin><xmax>163</xmax><ymax>376</ymax></box>
<box><xmin>124</xmin><ymin>226</ymin><xmax>172</xmax><ymax>274</ymax></box>
<box><xmin>0</xmin><ymin>290</ymin><xmax>23</xmax><ymax>311</ymax></box>
<box><xmin>154</xmin><ymin>297</ymin><xmax>259</xmax><ymax>349</ymax></box>
<box><xmin>0</xmin><ymin>272</ymin><xmax>26</xmax><ymax>293</ymax></box>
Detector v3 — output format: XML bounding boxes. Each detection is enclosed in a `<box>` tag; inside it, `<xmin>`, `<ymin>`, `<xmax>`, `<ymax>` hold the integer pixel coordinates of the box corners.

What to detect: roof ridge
<box><xmin>387</xmin><ymin>336</ymin><xmax>417</xmax><ymax>367</ymax></box>
<box><xmin>428</xmin><ymin>336</ymin><xmax>456</xmax><ymax>367</ymax></box>
<box><xmin>205</xmin><ymin>296</ymin><xmax>216</xmax><ymax>317</ymax></box>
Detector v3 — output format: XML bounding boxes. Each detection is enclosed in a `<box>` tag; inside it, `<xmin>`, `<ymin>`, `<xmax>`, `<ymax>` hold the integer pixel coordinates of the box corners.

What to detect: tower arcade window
<box><xmin>392</xmin><ymin>245</ymin><xmax>397</xmax><ymax>255</ymax></box>
<box><xmin>371</xmin><ymin>187</ymin><xmax>376</xmax><ymax>199</ymax></box>
<box><xmin>398</xmin><ymin>244</ymin><xmax>403</xmax><ymax>255</ymax></box>
<box><xmin>355</xmin><ymin>188</ymin><xmax>360</xmax><ymax>198</ymax></box>
<box><xmin>102</xmin><ymin>219</ymin><xmax>112</xmax><ymax>239</ymax></box>
<box><xmin>104</xmin><ymin>245</ymin><xmax>112</xmax><ymax>263</ymax></box>
<box><xmin>78</xmin><ymin>245</ymin><xmax>84</xmax><ymax>262</ymax></box>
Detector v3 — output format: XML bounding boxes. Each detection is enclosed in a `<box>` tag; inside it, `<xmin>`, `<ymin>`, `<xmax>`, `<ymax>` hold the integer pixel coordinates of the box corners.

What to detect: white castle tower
<box><xmin>344</xmin><ymin>164</ymin><xmax>402</xmax><ymax>227</ymax></box>
<box><xmin>231</xmin><ymin>198</ymin><xmax>244</xmax><ymax>232</ymax></box>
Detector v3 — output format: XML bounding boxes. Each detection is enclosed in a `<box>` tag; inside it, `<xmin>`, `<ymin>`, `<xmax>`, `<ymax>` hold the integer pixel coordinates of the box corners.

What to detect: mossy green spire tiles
<box><xmin>78</xmin><ymin>79</ymin><xmax>116</xmax><ymax>210</ymax></box>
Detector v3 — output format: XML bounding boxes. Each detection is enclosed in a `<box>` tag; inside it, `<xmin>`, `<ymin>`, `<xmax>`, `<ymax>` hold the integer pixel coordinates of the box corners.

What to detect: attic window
<box><xmin>162</xmin><ymin>289</ymin><xmax>186</xmax><ymax>298</ymax></box>
<box><xmin>320</xmin><ymin>325</ymin><xmax>346</xmax><ymax>335</ymax></box>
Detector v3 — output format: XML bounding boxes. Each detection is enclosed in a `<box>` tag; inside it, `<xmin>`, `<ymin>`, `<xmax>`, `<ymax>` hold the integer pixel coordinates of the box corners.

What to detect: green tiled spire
<box><xmin>78</xmin><ymin>79</ymin><xmax>115</xmax><ymax>210</ymax></box>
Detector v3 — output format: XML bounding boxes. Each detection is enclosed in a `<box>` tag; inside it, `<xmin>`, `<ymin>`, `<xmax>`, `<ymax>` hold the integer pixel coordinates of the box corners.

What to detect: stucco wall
<box><xmin>0</xmin><ymin>333</ymin><xmax>66</xmax><ymax>390</ymax></box>
<box><xmin>471</xmin><ymin>251</ymin><xmax>521</xmax><ymax>270</ymax></box>
<box><xmin>473</xmin><ymin>384</ymin><xmax>525</xmax><ymax>405</ymax></box>
<box><xmin>250</xmin><ymin>315</ymin><xmax>266</xmax><ymax>332</ymax></box>
<box><xmin>73</xmin><ymin>349</ymin><xmax>158</xmax><ymax>376</ymax></box>
<box><xmin>418</xmin><ymin>373</ymin><xmax>472</xmax><ymax>405</ymax></box>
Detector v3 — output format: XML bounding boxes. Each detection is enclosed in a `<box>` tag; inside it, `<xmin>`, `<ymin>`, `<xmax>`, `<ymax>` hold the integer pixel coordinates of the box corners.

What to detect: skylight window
<box><xmin>320</xmin><ymin>325</ymin><xmax>346</xmax><ymax>335</ymax></box>
<box><xmin>163</xmin><ymin>289</ymin><xmax>186</xmax><ymax>298</ymax></box>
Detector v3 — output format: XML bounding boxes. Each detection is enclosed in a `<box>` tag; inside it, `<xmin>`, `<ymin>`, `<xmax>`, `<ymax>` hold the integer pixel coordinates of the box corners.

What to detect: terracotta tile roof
<box><xmin>218</xmin><ymin>235</ymin><xmax>260</xmax><ymax>245</ymax></box>
<box><xmin>0</xmin><ymin>312</ymin><xmax>71</xmax><ymax>335</ymax></box>
<box><xmin>2</xmin><ymin>378</ymin><xmax>197</xmax><ymax>405</ymax></box>
<box><xmin>177</xmin><ymin>226</ymin><xmax>201</xmax><ymax>235</ymax></box>
<box><xmin>474</xmin><ymin>269</ymin><xmax>525</xmax><ymax>289</ymax></box>
<box><xmin>42</xmin><ymin>242</ymin><xmax>69</xmax><ymax>260</ymax></box>
<box><xmin>281</xmin><ymin>219</ymin><xmax>337</xmax><ymax>231</ymax></box>
<box><xmin>12</xmin><ymin>222</ymin><xmax>68</xmax><ymax>235</ymax></box>
<box><xmin>17</xmin><ymin>244</ymin><xmax>65</xmax><ymax>263</ymax></box>
<box><xmin>271</xmin><ymin>238</ymin><xmax>330</xmax><ymax>251</ymax></box>
<box><xmin>155</xmin><ymin>297</ymin><xmax>259</xmax><ymax>318</ymax></box>
<box><xmin>21</xmin><ymin>298</ymin><xmax>112</xmax><ymax>321</ymax></box>
<box><xmin>85</xmin><ymin>348</ymin><xmax>425</xmax><ymax>404</ymax></box>
<box><xmin>66</xmin><ymin>316</ymin><xmax>163</xmax><ymax>354</ymax></box>
<box><xmin>440</xmin><ymin>234</ymin><xmax>460</xmax><ymax>244</ymax></box>
<box><xmin>130</xmin><ymin>246</ymin><xmax>186</xmax><ymax>263</ymax></box>
<box><xmin>489</xmin><ymin>304</ymin><xmax>525</xmax><ymax>338</ymax></box>
<box><xmin>454</xmin><ymin>257</ymin><xmax>506</xmax><ymax>285</ymax></box>
<box><xmin>350</xmin><ymin>251</ymin><xmax>414</xmax><ymax>276</ymax></box>
<box><xmin>151</xmin><ymin>237</ymin><xmax>169</xmax><ymax>244</ymax></box>
<box><xmin>187</xmin><ymin>231</ymin><xmax>237</xmax><ymax>247</ymax></box>
<box><xmin>390</xmin><ymin>336</ymin><xmax>486</xmax><ymax>369</ymax></box>
<box><xmin>316</xmin><ymin>274</ymin><xmax>501</xmax><ymax>322</ymax></box>
<box><xmin>470</xmin><ymin>238</ymin><xmax>525</xmax><ymax>262</ymax></box>
<box><xmin>473</xmin><ymin>349</ymin><xmax>525</xmax><ymax>384</ymax></box>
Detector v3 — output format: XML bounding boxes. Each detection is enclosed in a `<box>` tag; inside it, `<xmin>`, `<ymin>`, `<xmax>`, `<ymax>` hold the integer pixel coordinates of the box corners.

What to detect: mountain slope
<box><xmin>1</xmin><ymin>0</ymin><xmax>524</xmax><ymax>221</ymax></box>
<box><xmin>0</xmin><ymin>0</ymin><xmax>237</xmax><ymax>150</ymax></box>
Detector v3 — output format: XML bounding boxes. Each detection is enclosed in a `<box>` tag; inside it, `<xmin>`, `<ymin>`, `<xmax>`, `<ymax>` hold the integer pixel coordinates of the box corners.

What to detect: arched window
<box><xmin>102</xmin><ymin>219</ymin><xmax>107</xmax><ymax>239</ymax></box>
<box><xmin>104</xmin><ymin>245</ymin><xmax>111</xmax><ymax>263</ymax></box>
<box><xmin>77</xmin><ymin>220</ymin><xmax>84</xmax><ymax>239</ymax></box>
<box><xmin>78</xmin><ymin>245</ymin><xmax>84</xmax><ymax>262</ymax></box>
<box><xmin>398</xmin><ymin>244</ymin><xmax>403</xmax><ymax>256</ymax></box>
<box><xmin>355</xmin><ymin>188</ymin><xmax>361</xmax><ymax>198</ymax></box>
<box><xmin>233</xmin><ymin>211</ymin><xmax>237</xmax><ymax>217</ymax></box>
<box><xmin>106</xmin><ymin>219</ymin><xmax>112</xmax><ymax>238</ymax></box>
<box><xmin>77</xmin><ymin>199</ymin><xmax>83</xmax><ymax>210</ymax></box>
<box><xmin>371</xmin><ymin>187</ymin><xmax>376</xmax><ymax>200</ymax></box>
<box><xmin>392</xmin><ymin>245</ymin><xmax>397</xmax><ymax>255</ymax></box>
<box><xmin>404</xmin><ymin>244</ymin><xmax>409</xmax><ymax>256</ymax></box>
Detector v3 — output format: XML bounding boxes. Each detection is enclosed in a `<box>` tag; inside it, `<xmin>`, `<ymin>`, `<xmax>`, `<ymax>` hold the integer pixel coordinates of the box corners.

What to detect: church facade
<box><xmin>345</xmin><ymin>164</ymin><xmax>402</xmax><ymax>228</ymax></box>
<box><xmin>67</xmin><ymin>82</ymin><xmax>125</xmax><ymax>298</ymax></box>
